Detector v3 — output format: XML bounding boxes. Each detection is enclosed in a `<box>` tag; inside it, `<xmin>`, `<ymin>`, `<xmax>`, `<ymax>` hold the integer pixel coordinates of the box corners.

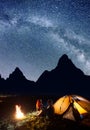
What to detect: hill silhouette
<box><xmin>0</xmin><ymin>54</ymin><xmax>90</xmax><ymax>98</ymax></box>
<box><xmin>36</xmin><ymin>54</ymin><xmax>90</xmax><ymax>98</ymax></box>
<box><xmin>0</xmin><ymin>67</ymin><xmax>35</xmax><ymax>95</ymax></box>
<box><xmin>7</xmin><ymin>67</ymin><xmax>26</xmax><ymax>81</ymax></box>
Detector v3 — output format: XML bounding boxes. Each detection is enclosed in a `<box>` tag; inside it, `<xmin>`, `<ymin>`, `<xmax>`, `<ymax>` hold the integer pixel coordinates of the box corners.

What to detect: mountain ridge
<box><xmin>0</xmin><ymin>54</ymin><xmax>90</xmax><ymax>98</ymax></box>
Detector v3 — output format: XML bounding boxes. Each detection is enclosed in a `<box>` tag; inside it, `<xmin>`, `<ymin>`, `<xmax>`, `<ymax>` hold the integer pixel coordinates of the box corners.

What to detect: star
<box><xmin>0</xmin><ymin>0</ymin><xmax>90</xmax><ymax>81</ymax></box>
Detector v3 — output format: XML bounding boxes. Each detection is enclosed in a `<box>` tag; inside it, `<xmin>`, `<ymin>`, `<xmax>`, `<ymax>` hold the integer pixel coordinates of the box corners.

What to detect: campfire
<box><xmin>15</xmin><ymin>105</ymin><xmax>25</xmax><ymax>120</ymax></box>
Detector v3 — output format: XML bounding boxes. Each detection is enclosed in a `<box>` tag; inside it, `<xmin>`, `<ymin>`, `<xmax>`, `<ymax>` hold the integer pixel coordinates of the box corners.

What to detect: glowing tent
<box><xmin>53</xmin><ymin>95</ymin><xmax>90</xmax><ymax>121</ymax></box>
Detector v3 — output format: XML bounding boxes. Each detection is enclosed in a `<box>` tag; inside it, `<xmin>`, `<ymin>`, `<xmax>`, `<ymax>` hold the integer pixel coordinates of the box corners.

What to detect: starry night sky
<box><xmin>0</xmin><ymin>0</ymin><xmax>90</xmax><ymax>81</ymax></box>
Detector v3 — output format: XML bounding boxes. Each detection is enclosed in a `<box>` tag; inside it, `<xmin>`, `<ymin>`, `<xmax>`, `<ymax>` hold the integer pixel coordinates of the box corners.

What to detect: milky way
<box><xmin>0</xmin><ymin>0</ymin><xmax>90</xmax><ymax>81</ymax></box>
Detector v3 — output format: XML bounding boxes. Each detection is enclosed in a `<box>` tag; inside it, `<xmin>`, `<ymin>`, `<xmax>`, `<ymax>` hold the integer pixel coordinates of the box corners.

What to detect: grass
<box><xmin>0</xmin><ymin>111</ymin><xmax>90</xmax><ymax>130</ymax></box>
<box><xmin>14</xmin><ymin>112</ymin><xmax>90</xmax><ymax>130</ymax></box>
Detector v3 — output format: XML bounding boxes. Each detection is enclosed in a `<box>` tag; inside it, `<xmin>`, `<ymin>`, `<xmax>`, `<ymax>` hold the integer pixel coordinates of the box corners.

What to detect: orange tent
<box><xmin>53</xmin><ymin>95</ymin><xmax>90</xmax><ymax>121</ymax></box>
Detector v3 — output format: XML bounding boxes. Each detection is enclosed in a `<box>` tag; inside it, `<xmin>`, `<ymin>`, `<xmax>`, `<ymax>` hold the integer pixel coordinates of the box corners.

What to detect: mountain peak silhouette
<box><xmin>57</xmin><ymin>54</ymin><xmax>75</xmax><ymax>68</ymax></box>
<box><xmin>57</xmin><ymin>54</ymin><xmax>70</xmax><ymax>68</ymax></box>
<box><xmin>14</xmin><ymin>67</ymin><xmax>23</xmax><ymax>75</ymax></box>
<box><xmin>56</xmin><ymin>54</ymin><xmax>84</xmax><ymax>76</ymax></box>
<box><xmin>58</xmin><ymin>54</ymin><xmax>68</xmax><ymax>61</ymax></box>
<box><xmin>57</xmin><ymin>54</ymin><xmax>69</xmax><ymax>66</ymax></box>
<box><xmin>7</xmin><ymin>67</ymin><xmax>26</xmax><ymax>81</ymax></box>
<box><xmin>36</xmin><ymin>54</ymin><xmax>89</xmax><ymax>96</ymax></box>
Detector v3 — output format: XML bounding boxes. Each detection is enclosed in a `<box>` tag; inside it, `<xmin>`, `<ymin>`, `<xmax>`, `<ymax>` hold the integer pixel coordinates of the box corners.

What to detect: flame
<box><xmin>15</xmin><ymin>105</ymin><xmax>25</xmax><ymax>119</ymax></box>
